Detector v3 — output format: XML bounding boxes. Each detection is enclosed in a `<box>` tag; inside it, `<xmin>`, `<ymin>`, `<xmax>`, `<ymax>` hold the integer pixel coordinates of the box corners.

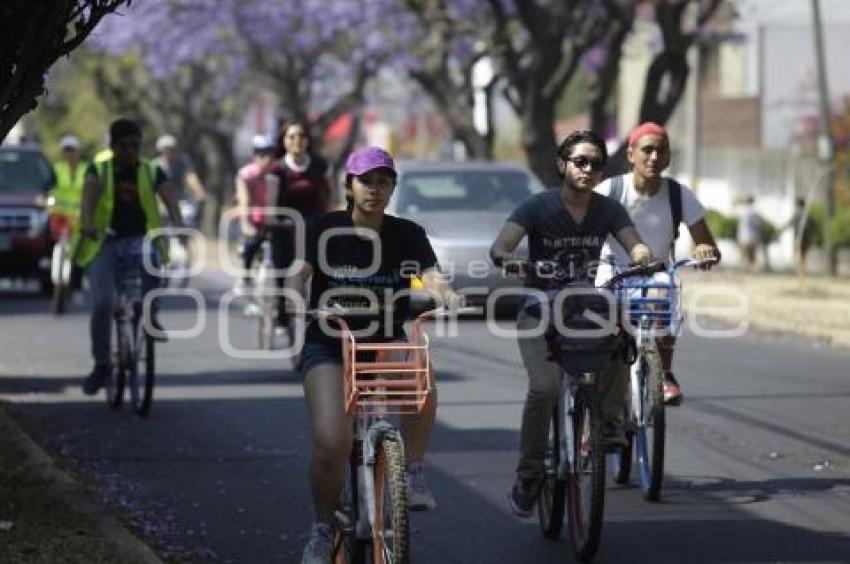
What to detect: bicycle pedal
<box><xmin>334</xmin><ymin>509</ymin><xmax>354</xmax><ymax>533</ymax></box>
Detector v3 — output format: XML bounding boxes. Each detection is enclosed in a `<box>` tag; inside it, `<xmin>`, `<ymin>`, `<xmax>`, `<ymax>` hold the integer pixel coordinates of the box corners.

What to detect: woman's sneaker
<box><xmin>406</xmin><ymin>462</ymin><xmax>437</xmax><ymax>511</ymax></box>
<box><xmin>301</xmin><ymin>522</ymin><xmax>333</xmax><ymax>564</ymax></box>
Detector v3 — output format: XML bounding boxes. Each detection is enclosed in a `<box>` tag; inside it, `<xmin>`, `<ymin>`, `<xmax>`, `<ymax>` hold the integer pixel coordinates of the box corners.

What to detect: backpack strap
<box><xmin>609</xmin><ymin>175</ymin><xmax>624</xmax><ymax>204</ymax></box>
<box><xmin>667</xmin><ymin>178</ymin><xmax>683</xmax><ymax>260</ymax></box>
<box><xmin>668</xmin><ymin>178</ymin><xmax>683</xmax><ymax>240</ymax></box>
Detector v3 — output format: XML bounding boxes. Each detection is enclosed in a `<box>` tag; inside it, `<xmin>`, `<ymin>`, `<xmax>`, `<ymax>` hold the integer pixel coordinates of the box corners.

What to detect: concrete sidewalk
<box><xmin>680</xmin><ymin>269</ymin><xmax>850</xmax><ymax>349</ymax></box>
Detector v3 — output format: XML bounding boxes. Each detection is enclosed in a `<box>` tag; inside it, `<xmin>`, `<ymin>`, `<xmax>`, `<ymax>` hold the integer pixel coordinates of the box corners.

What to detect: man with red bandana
<box><xmin>596</xmin><ymin>122</ymin><xmax>720</xmax><ymax>409</ymax></box>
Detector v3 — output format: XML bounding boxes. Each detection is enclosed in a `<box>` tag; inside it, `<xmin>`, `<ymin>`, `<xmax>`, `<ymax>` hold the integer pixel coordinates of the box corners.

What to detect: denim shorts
<box><xmin>299</xmin><ymin>340</ymin><xmax>344</xmax><ymax>377</ymax></box>
<box><xmin>299</xmin><ymin>337</ymin><xmax>406</xmax><ymax>379</ymax></box>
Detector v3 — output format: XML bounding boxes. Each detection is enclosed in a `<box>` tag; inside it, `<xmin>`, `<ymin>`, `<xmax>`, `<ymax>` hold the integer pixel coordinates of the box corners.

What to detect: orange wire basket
<box><xmin>340</xmin><ymin>320</ymin><xmax>433</xmax><ymax>417</ymax></box>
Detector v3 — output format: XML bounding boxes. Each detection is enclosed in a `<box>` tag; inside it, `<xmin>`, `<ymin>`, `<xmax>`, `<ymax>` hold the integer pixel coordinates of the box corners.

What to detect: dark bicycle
<box><xmin>508</xmin><ymin>257</ymin><xmax>664</xmax><ymax>561</ymax></box>
<box><xmin>104</xmin><ymin>234</ymin><xmax>158</xmax><ymax>416</ymax></box>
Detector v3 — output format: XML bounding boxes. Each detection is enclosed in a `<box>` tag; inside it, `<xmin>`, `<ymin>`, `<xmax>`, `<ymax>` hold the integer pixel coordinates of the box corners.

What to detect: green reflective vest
<box><xmin>49</xmin><ymin>160</ymin><xmax>88</xmax><ymax>220</ymax></box>
<box><xmin>72</xmin><ymin>158</ymin><xmax>163</xmax><ymax>268</ymax></box>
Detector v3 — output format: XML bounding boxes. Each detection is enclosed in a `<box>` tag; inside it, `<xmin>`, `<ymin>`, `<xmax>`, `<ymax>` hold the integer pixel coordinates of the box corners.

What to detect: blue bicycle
<box><xmin>608</xmin><ymin>257</ymin><xmax>715</xmax><ymax>500</ymax></box>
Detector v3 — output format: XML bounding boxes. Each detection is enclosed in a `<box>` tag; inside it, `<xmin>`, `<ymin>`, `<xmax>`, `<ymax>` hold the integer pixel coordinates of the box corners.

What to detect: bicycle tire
<box><xmin>51</xmin><ymin>244</ymin><xmax>68</xmax><ymax>315</ymax></box>
<box><xmin>257</xmin><ymin>297</ymin><xmax>275</xmax><ymax>350</ymax></box>
<box><xmin>538</xmin><ymin>405</ymin><xmax>566</xmax><ymax>539</ymax></box>
<box><xmin>106</xmin><ymin>317</ymin><xmax>126</xmax><ymax>409</ymax></box>
<box><xmin>372</xmin><ymin>437</ymin><xmax>409</xmax><ymax>564</ymax></box>
<box><xmin>635</xmin><ymin>353</ymin><xmax>665</xmax><ymax>501</ymax></box>
<box><xmin>129</xmin><ymin>321</ymin><xmax>155</xmax><ymax>416</ymax></box>
<box><xmin>566</xmin><ymin>385</ymin><xmax>605</xmax><ymax>562</ymax></box>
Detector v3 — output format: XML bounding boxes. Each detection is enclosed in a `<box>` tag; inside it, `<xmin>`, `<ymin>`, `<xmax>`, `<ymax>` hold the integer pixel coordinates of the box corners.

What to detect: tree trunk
<box><xmin>606</xmin><ymin>49</ymin><xmax>690</xmax><ymax>175</ymax></box>
<box><xmin>522</xmin><ymin>99</ymin><xmax>559</xmax><ymax>187</ymax></box>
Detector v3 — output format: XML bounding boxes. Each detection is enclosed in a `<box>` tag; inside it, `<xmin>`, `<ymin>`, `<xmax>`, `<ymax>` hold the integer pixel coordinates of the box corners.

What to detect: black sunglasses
<box><xmin>566</xmin><ymin>155</ymin><xmax>604</xmax><ymax>172</ymax></box>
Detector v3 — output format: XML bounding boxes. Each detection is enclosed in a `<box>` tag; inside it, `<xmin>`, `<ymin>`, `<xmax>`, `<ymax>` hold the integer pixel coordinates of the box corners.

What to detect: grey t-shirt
<box><xmin>508</xmin><ymin>189</ymin><xmax>634</xmax><ymax>282</ymax></box>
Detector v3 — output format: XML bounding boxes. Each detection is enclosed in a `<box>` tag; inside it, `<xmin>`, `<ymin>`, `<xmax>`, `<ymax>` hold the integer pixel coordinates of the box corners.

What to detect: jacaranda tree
<box><xmin>0</xmin><ymin>0</ymin><xmax>130</xmax><ymax>142</ymax></box>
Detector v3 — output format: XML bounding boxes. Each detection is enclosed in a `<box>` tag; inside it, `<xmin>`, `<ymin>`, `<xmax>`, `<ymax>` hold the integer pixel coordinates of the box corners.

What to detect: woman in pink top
<box><xmin>234</xmin><ymin>135</ymin><xmax>277</xmax><ymax>294</ymax></box>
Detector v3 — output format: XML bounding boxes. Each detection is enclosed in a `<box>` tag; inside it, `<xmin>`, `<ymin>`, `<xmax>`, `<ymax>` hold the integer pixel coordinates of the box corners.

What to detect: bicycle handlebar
<box><xmin>603</xmin><ymin>261</ymin><xmax>667</xmax><ymax>289</ymax></box>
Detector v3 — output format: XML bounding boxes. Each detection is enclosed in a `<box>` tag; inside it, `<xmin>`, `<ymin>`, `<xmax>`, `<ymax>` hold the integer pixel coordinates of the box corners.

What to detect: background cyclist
<box><xmin>49</xmin><ymin>134</ymin><xmax>89</xmax><ymax>295</ymax></box>
<box><xmin>75</xmin><ymin>118</ymin><xmax>183</xmax><ymax>395</ymax></box>
<box><xmin>154</xmin><ymin>133</ymin><xmax>208</xmax><ymax>230</ymax></box>
<box><xmin>268</xmin><ymin>119</ymin><xmax>334</xmax><ymax>336</ymax></box>
<box><xmin>233</xmin><ymin>134</ymin><xmax>277</xmax><ymax>296</ymax></box>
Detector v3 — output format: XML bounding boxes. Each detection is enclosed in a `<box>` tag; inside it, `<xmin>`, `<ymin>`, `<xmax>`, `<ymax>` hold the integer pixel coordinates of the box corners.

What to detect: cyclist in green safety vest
<box><xmin>49</xmin><ymin>135</ymin><xmax>89</xmax><ymax>294</ymax></box>
<box><xmin>76</xmin><ymin>118</ymin><xmax>183</xmax><ymax>396</ymax></box>
<box><xmin>49</xmin><ymin>135</ymin><xmax>88</xmax><ymax>224</ymax></box>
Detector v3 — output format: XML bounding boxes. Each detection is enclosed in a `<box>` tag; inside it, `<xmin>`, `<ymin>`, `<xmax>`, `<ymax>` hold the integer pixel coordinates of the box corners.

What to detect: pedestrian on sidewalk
<box><xmin>736</xmin><ymin>195</ymin><xmax>762</xmax><ymax>272</ymax></box>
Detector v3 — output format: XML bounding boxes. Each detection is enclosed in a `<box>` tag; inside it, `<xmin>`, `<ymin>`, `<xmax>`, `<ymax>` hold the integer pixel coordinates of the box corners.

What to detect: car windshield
<box><xmin>0</xmin><ymin>149</ymin><xmax>53</xmax><ymax>194</ymax></box>
<box><xmin>396</xmin><ymin>170</ymin><xmax>542</xmax><ymax>213</ymax></box>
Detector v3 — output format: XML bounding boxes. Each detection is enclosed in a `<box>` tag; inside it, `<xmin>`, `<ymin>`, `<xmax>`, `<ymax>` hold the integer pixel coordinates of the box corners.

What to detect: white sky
<box><xmin>736</xmin><ymin>0</ymin><xmax>850</xmax><ymax>25</ymax></box>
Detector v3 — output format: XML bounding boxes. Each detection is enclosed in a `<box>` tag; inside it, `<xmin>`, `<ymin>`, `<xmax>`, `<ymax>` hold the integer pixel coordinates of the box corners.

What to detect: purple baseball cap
<box><xmin>345</xmin><ymin>146</ymin><xmax>396</xmax><ymax>176</ymax></box>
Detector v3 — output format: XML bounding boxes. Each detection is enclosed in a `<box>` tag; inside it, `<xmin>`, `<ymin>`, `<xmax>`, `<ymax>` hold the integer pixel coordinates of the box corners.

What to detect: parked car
<box><xmin>388</xmin><ymin>160</ymin><xmax>545</xmax><ymax>312</ymax></box>
<box><xmin>0</xmin><ymin>143</ymin><xmax>55</xmax><ymax>293</ymax></box>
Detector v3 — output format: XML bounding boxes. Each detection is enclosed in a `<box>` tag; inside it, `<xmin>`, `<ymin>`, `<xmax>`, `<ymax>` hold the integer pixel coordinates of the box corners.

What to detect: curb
<box><xmin>0</xmin><ymin>407</ymin><xmax>163</xmax><ymax>564</ymax></box>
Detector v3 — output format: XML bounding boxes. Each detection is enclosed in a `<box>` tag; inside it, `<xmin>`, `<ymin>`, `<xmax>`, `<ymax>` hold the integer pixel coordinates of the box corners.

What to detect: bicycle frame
<box><xmin>555</xmin><ymin>372</ymin><xmax>597</xmax><ymax>479</ymax></box>
<box><xmin>617</xmin><ymin>258</ymin><xmax>704</xmax><ymax>419</ymax></box>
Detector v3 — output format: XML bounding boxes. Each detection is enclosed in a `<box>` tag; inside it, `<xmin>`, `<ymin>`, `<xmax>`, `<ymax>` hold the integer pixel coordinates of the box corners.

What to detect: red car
<box><xmin>0</xmin><ymin>143</ymin><xmax>55</xmax><ymax>293</ymax></box>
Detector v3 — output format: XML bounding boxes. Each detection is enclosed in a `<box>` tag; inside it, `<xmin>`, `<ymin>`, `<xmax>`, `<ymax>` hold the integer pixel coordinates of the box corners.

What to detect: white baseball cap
<box><xmin>252</xmin><ymin>134</ymin><xmax>275</xmax><ymax>152</ymax></box>
<box><xmin>155</xmin><ymin>134</ymin><xmax>177</xmax><ymax>152</ymax></box>
<box><xmin>60</xmin><ymin>135</ymin><xmax>80</xmax><ymax>149</ymax></box>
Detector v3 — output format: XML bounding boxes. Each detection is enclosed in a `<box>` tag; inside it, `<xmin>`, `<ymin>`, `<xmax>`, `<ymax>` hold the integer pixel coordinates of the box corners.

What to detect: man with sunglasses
<box><xmin>491</xmin><ymin>129</ymin><xmax>651</xmax><ymax>517</ymax></box>
<box><xmin>75</xmin><ymin>118</ymin><xmax>184</xmax><ymax>395</ymax></box>
<box><xmin>595</xmin><ymin>122</ymin><xmax>720</xmax><ymax>407</ymax></box>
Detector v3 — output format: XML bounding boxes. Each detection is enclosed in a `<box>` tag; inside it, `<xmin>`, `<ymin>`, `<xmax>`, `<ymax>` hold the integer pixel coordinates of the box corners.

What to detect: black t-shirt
<box><xmin>508</xmin><ymin>189</ymin><xmax>633</xmax><ymax>284</ymax></box>
<box><xmin>305</xmin><ymin>211</ymin><xmax>438</xmax><ymax>343</ymax></box>
<box><xmin>274</xmin><ymin>155</ymin><xmax>329</xmax><ymax>218</ymax></box>
<box><xmin>87</xmin><ymin>161</ymin><xmax>167</xmax><ymax>238</ymax></box>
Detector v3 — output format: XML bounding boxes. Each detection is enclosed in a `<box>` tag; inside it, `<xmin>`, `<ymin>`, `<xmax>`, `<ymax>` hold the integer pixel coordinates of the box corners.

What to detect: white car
<box><xmin>388</xmin><ymin>160</ymin><xmax>545</xmax><ymax>311</ymax></box>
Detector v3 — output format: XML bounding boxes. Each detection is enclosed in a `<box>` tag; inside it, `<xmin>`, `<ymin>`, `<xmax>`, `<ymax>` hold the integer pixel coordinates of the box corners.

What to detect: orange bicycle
<box><xmin>314</xmin><ymin>306</ymin><xmax>473</xmax><ymax>564</ymax></box>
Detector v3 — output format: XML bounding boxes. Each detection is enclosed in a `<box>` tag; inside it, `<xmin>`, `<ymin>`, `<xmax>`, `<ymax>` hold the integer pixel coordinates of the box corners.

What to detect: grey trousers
<box><xmin>515</xmin><ymin>307</ymin><xmax>628</xmax><ymax>480</ymax></box>
<box><xmin>86</xmin><ymin>236</ymin><xmax>159</xmax><ymax>366</ymax></box>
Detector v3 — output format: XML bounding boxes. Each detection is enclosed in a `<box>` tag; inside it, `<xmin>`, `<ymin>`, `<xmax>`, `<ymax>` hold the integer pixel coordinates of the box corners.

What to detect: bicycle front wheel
<box><xmin>51</xmin><ymin>242</ymin><xmax>68</xmax><ymax>315</ymax></box>
<box><xmin>566</xmin><ymin>385</ymin><xmax>605</xmax><ymax>562</ymax></box>
<box><xmin>129</xmin><ymin>321</ymin><xmax>155</xmax><ymax>416</ymax></box>
<box><xmin>372</xmin><ymin>437</ymin><xmax>409</xmax><ymax>564</ymax></box>
<box><xmin>257</xmin><ymin>299</ymin><xmax>275</xmax><ymax>350</ymax></box>
<box><xmin>107</xmin><ymin>317</ymin><xmax>126</xmax><ymax>409</ymax></box>
<box><xmin>538</xmin><ymin>404</ymin><xmax>566</xmax><ymax>539</ymax></box>
<box><xmin>635</xmin><ymin>353</ymin><xmax>665</xmax><ymax>501</ymax></box>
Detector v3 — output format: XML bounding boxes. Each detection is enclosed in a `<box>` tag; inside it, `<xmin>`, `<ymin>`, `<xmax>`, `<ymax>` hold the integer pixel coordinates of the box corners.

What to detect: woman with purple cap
<box><xmin>295</xmin><ymin>146</ymin><xmax>463</xmax><ymax>563</ymax></box>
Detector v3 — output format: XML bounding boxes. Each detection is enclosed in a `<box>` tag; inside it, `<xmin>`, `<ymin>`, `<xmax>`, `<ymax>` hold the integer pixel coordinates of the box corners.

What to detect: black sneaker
<box><xmin>82</xmin><ymin>363</ymin><xmax>112</xmax><ymax>396</ymax></box>
<box><xmin>509</xmin><ymin>477</ymin><xmax>540</xmax><ymax>517</ymax></box>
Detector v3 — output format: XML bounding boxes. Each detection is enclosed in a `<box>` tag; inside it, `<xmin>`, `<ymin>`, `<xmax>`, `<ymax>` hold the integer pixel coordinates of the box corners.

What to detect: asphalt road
<box><xmin>1</xmin><ymin>273</ymin><xmax>850</xmax><ymax>563</ymax></box>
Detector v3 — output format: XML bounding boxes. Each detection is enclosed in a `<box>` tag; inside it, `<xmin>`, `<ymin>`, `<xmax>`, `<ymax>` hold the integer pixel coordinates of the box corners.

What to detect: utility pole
<box><xmin>685</xmin><ymin>2</ymin><xmax>702</xmax><ymax>196</ymax></box>
<box><xmin>810</xmin><ymin>0</ymin><xmax>837</xmax><ymax>275</ymax></box>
